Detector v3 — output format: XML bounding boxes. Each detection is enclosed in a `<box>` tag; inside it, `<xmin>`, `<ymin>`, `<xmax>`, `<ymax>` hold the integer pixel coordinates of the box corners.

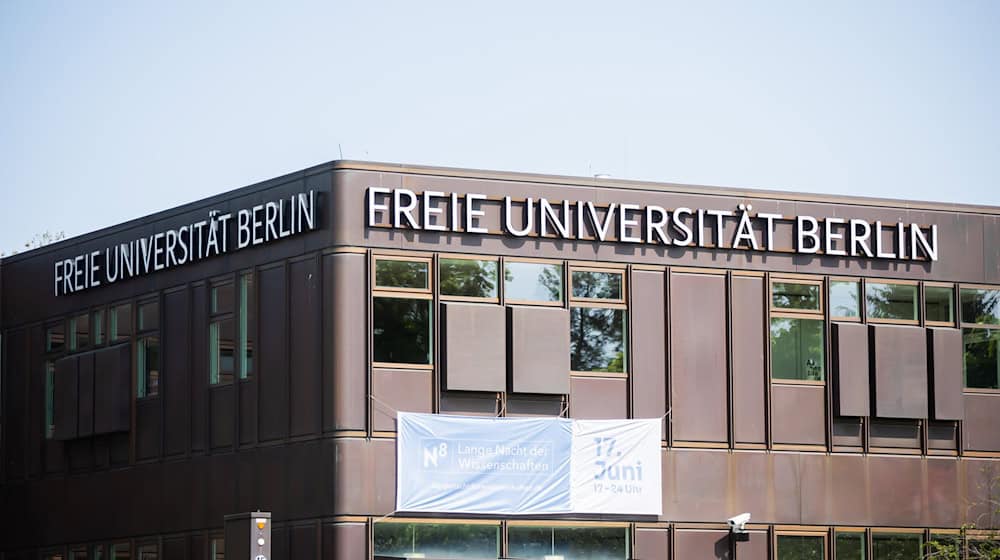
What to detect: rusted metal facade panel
<box><xmin>771</xmin><ymin>384</ymin><xmax>826</xmax><ymax>446</ymax></box>
<box><xmin>871</xmin><ymin>325</ymin><xmax>928</xmax><ymax>419</ymax></box>
<box><xmin>928</xmin><ymin>328</ymin><xmax>965</xmax><ymax>420</ymax></box>
<box><xmin>569</xmin><ymin>376</ymin><xmax>628</xmax><ymax>419</ymax></box>
<box><xmin>371</xmin><ymin>368</ymin><xmax>433</xmax><ymax>432</ymax></box>
<box><xmin>964</xmin><ymin>393</ymin><xmax>1000</xmax><ymax>452</ymax></box>
<box><xmin>832</xmin><ymin>322</ymin><xmax>870</xmax><ymax>417</ymax></box>
<box><xmin>670</xmin><ymin>273</ymin><xmax>728</xmax><ymax>443</ymax></box>
<box><xmin>630</xmin><ymin>269</ymin><xmax>667</xmax><ymax>433</ymax></box>
<box><xmin>508</xmin><ymin>306</ymin><xmax>570</xmax><ymax>395</ymax></box>
<box><xmin>731</xmin><ymin>275</ymin><xmax>766</xmax><ymax>444</ymax></box>
<box><xmin>441</xmin><ymin>302</ymin><xmax>506</xmax><ymax>392</ymax></box>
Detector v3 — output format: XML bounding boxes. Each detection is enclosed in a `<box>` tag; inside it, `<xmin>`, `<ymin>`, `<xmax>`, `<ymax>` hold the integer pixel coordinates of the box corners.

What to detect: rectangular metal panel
<box><xmin>164</xmin><ymin>288</ymin><xmax>190</xmax><ymax>456</ymax></box>
<box><xmin>372</xmin><ymin>368</ymin><xmax>433</xmax><ymax>432</ymax></box>
<box><xmin>161</xmin><ymin>536</ymin><xmax>187</xmax><ymax>560</ymax></box>
<box><xmin>328</xmin><ymin>253</ymin><xmax>367</xmax><ymax>431</ymax></box>
<box><xmin>832</xmin><ymin>322</ymin><xmax>870</xmax><ymax>416</ymax></box>
<box><xmin>732</xmin><ymin>275</ymin><xmax>766</xmax><ymax>444</ymax></box>
<box><xmin>326</xmin><ymin>522</ymin><xmax>367</xmax><ymax>560</ymax></box>
<box><xmin>190</xmin><ymin>283</ymin><xmax>209</xmax><ymax>452</ymax></box>
<box><xmin>77</xmin><ymin>353</ymin><xmax>95</xmax><ymax>438</ymax></box>
<box><xmin>674</xmin><ymin>529</ymin><xmax>731</xmax><ymax>560</ymax></box>
<box><xmin>832</xmin><ymin>417</ymin><xmax>863</xmax><ymax>447</ymax></box>
<box><xmin>633</xmin><ymin>527</ymin><xmax>669</xmax><ymax>560</ymax></box>
<box><xmin>569</xmin><ymin>376</ymin><xmax>627</xmax><ymax>419</ymax></box>
<box><xmin>289</xmin><ymin>257</ymin><xmax>322</xmax><ymax>437</ymax></box>
<box><xmin>258</xmin><ymin>264</ymin><xmax>289</xmax><ymax>441</ymax></box>
<box><xmin>509</xmin><ymin>306</ymin><xmax>570</xmax><ymax>394</ymax></box>
<box><xmin>772</xmin><ymin>384</ymin><xmax>826</xmax><ymax>446</ymax></box>
<box><xmin>630</xmin><ymin>270</ymin><xmax>667</xmax><ymax>435</ymax></box>
<box><xmin>289</xmin><ymin>524</ymin><xmax>317</xmax><ymax>560</ymax></box>
<box><xmin>927</xmin><ymin>420</ymin><xmax>958</xmax><ymax>451</ymax></box>
<box><xmin>135</xmin><ymin>398</ymin><xmax>161</xmax><ymax>460</ymax></box>
<box><xmin>2</xmin><ymin>328</ymin><xmax>27</xmax><ymax>479</ymax></box>
<box><xmin>670</xmin><ymin>273</ymin><xmax>728</xmax><ymax>443</ymax></box>
<box><xmin>869</xmin><ymin>419</ymin><xmax>921</xmax><ymax>449</ymax></box>
<box><xmin>928</xmin><ymin>328</ymin><xmax>964</xmax><ymax>420</ymax></box>
<box><xmin>442</xmin><ymin>302</ymin><xmax>506</xmax><ymax>391</ymax></box>
<box><xmin>53</xmin><ymin>355</ymin><xmax>78</xmax><ymax>441</ymax></box>
<box><xmin>209</xmin><ymin>385</ymin><xmax>234</xmax><ymax>449</ymax></box>
<box><xmin>963</xmin><ymin>393</ymin><xmax>1000</xmax><ymax>452</ymax></box>
<box><xmin>94</xmin><ymin>343</ymin><xmax>131</xmax><ymax>434</ymax></box>
<box><xmin>239</xmin><ymin>380</ymin><xmax>257</xmax><ymax>445</ymax></box>
<box><xmin>871</xmin><ymin>325</ymin><xmax>928</xmax><ymax>419</ymax></box>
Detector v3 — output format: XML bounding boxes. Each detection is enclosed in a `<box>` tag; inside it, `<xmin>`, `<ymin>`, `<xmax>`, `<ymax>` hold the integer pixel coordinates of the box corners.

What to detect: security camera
<box><xmin>727</xmin><ymin>512</ymin><xmax>751</xmax><ymax>533</ymax></box>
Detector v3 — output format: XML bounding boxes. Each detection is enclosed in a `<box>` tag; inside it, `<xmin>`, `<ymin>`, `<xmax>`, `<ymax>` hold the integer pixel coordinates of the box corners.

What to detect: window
<box><xmin>925</xmin><ymin>285</ymin><xmax>954</xmax><ymax>325</ymax></box>
<box><xmin>504</xmin><ymin>260</ymin><xmax>563</xmax><ymax>304</ymax></box>
<box><xmin>42</xmin><ymin>553</ymin><xmax>64</xmax><ymax>560</ymax></box>
<box><xmin>771</xmin><ymin>279</ymin><xmax>825</xmax><ymax>382</ymax></box>
<box><xmin>71</xmin><ymin>548</ymin><xmax>87</xmax><ymax>560</ymax></box>
<box><xmin>45</xmin><ymin>361</ymin><xmax>55</xmax><ymax>439</ymax></box>
<box><xmin>210</xmin><ymin>282</ymin><xmax>235</xmax><ymax>385</ymax></box>
<box><xmin>210</xmin><ymin>537</ymin><xmax>224</xmax><ymax>560</ymax></box>
<box><xmin>777</xmin><ymin>533</ymin><xmax>826</xmax><ymax>560</ymax></box>
<box><xmin>507</xmin><ymin>524</ymin><xmax>629</xmax><ymax>560</ymax></box>
<box><xmin>93</xmin><ymin>309</ymin><xmax>105</xmax><ymax>346</ymax></box>
<box><xmin>92</xmin><ymin>545</ymin><xmax>105</xmax><ymax>560</ymax></box>
<box><xmin>46</xmin><ymin>323</ymin><xmax>65</xmax><ymax>353</ymax></box>
<box><xmin>110</xmin><ymin>303</ymin><xmax>132</xmax><ymax>342</ymax></box>
<box><xmin>829</xmin><ymin>280</ymin><xmax>860</xmax><ymax>320</ymax></box>
<box><xmin>373</xmin><ymin>521</ymin><xmax>499</xmax><ymax>559</ymax></box>
<box><xmin>866</xmin><ymin>281</ymin><xmax>918</xmax><ymax>322</ymax></box>
<box><xmin>569</xmin><ymin>268</ymin><xmax>627</xmax><ymax>373</ymax></box>
<box><xmin>239</xmin><ymin>272</ymin><xmax>255</xmax><ymax>379</ymax></box>
<box><xmin>110</xmin><ymin>543</ymin><xmax>131</xmax><ymax>560</ymax></box>
<box><xmin>137</xmin><ymin>299</ymin><xmax>160</xmax><ymax>397</ymax></box>
<box><xmin>136</xmin><ymin>544</ymin><xmax>157</xmax><ymax>560</ymax></box>
<box><xmin>871</xmin><ymin>532</ymin><xmax>922</xmax><ymax>560</ymax></box>
<box><xmin>439</xmin><ymin>256</ymin><xmax>499</xmax><ymax>300</ymax></box>
<box><xmin>373</xmin><ymin>257</ymin><xmax>433</xmax><ymax>366</ymax></box>
<box><xmin>961</xmin><ymin>287</ymin><xmax>1000</xmax><ymax>390</ymax></box>
<box><xmin>70</xmin><ymin>313</ymin><xmax>89</xmax><ymax>350</ymax></box>
<box><xmin>834</xmin><ymin>530</ymin><xmax>865</xmax><ymax>560</ymax></box>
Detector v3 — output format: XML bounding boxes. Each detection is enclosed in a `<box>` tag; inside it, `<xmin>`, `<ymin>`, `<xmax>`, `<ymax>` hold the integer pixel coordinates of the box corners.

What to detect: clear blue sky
<box><xmin>1</xmin><ymin>1</ymin><xmax>997</xmax><ymax>253</ymax></box>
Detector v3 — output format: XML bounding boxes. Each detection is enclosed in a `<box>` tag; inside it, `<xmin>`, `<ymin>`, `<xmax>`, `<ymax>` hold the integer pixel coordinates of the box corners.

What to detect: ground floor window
<box><xmin>373</xmin><ymin>521</ymin><xmax>499</xmax><ymax>559</ymax></box>
<box><xmin>506</xmin><ymin>524</ymin><xmax>629</xmax><ymax>560</ymax></box>
<box><xmin>777</xmin><ymin>533</ymin><xmax>826</xmax><ymax>560</ymax></box>
<box><xmin>871</xmin><ymin>532</ymin><xmax>922</xmax><ymax>560</ymax></box>
<box><xmin>834</xmin><ymin>530</ymin><xmax>865</xmax><ymax>560</ymax></box>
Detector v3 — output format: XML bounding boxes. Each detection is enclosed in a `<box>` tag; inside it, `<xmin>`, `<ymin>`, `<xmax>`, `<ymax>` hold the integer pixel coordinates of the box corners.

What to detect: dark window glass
<box><xmin>210</xmin><ymin>538</ymin><xmax>224</xmax><ymax>560</ymax></box>
<box><xmin>505</xmin><ymin>262</ymin><xmax>563</xmax><ymax>303</ymax></box>
<box><xmin>926</xmin><ymin>533</ymin><xmax>962</xmax><ymax>559</ymax></box>
<box><xmin>210</xmin><ymin>319</ymin><xmax>235</xmax><ymax>385</ymax></box>
<box><xmin>570</xmin><ymin>307</ymin><xmax>626</xmax><ymax>372</ymax></box>
<box><xmin>964</xmin><ymin>328</ymin><xmax>1000</xmax><ymax>389</ymax></box>
<box><xmin>572</xmin><ymin>270</ymin><xmax>623</xmax><ymax>301</ymax></box>
<box><xmin>136</xmin><ymin>545</ymin><xmax>157</xmax><ymax>560</ymax></box>
<box><xmin>772</xmin><ymin>282</ymin><xmax>821</xmax><ymax>311</ymax></box>
<box><xmin>835</xmin><ymin>532</ymin><xmax>865</xmax><ymax>560</ymax></box>
<box><xmin>92</xmin><ymin>545</ymin><xmax>104</xmax><ymax>560</ymax></box>
<box><xmin>138</xmin><ymin>301</ymin><xmax>158</xmax><ymax>331</ymax></box>
<box><xmin>771</xmin><ymin>317</ymin><xmax>825</xmax><ymax>381</ymax></box>
<box><xmin>507</xmin><ymin>525</ymin><xmax>628</xmax><ymax>560</ymax></box>
<box><xmin>111</xmin><ymin>543</ymin><xmax>131</xmax><ymax>560</ymax></box>
<box><xmin>961</xmin><ymin>288</ymin><xmax>1000</xmax><ymax>325</ymax></box>
<box><xmin>111</xmin><ymin>304</ymin><xmax>132</xmax><ymax>341</ymax></box>
<box><xmin>93</xmin><ymin>309</ymin><xmax>105</xmax><ymax>345</ymax></box>
<box><xmin>777</xmin><ymin>535</ymin><xmax>825</xmax><ymax>560</ymax></box>
<box><xmin>439</xmin><ymin>258</ymin><xmax>499</xmax><ymax>298</ymax></box>
<box><xmin>866</xmin><ymin>282</ymin><xmax>918</xmax><ymax>321</ymax></box>
<box><xmin>830</xmin><ymin>280</ymin><xmax>860</xmax><ymax>318</ymax></box>
<box><xmin>374</xmin><ymin>522</ymin><xmax>499</xmax><ymax>559</ymax></box>
<box><xmin>138</xmin><ymin>336</ymin><xmax>160</xmax><ymax>397</ymax></box>
<box><xmin>373</xmin><ymin>297</ymin><xmax>432</xmax><ymax>364</ymax></box>
<box><xmin>71</xmin><ymin>549</ymin><xmax>87</xmax><ymax>560</ymax></box>
<box><xmin>240</xmin><ymin>272</ymin><xmax>254</xmax><ymax>378</ymax></box>
<box><xmin>211</xmin><ymin>283</ymin><xmax>234</xmax><ymax>314</ymax></box>
<box><xmin>45</xmin><ymin>362</ymin><xmax>55</xmax><ymax>439</ymax></box>
<box><xmin>375</xmin><ymin>259</ymin><xmax>429</xmax><ymax>290</ymax></box>
<box><xmin>872</xmin><ymin>533</ymin><xmax>922</xmax><ymax>560</ymax></box>
<box><xmin>43</xmin><ymin>554</ymin><xmax>64</xmax><ymax>560</ymax></box>
<box><xmin>926</xmin><ymin>286</ymin><xmax>954</xmax><ymax>323</ymax></box>
<box><xmin>46</xmin><ymin>323</ymin><xmax>65</xmax><ymax>353</ymax></box>
<box><xmin>70</xmin><ymin>313</ymin><xmax>89</xmax><ymax>350</ymax></box>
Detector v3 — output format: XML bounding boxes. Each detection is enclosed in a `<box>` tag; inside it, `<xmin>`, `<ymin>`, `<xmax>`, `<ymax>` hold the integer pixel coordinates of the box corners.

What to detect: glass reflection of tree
<box><xmin>963</xmin><ymin>290</ymin><xmax>1000</xmax><ymax>389</ymax></box>
<box><xmin>570</xmin><ymin>272</ymin><xmax>624</xmax><ymax>373</ymax></box>
<box><xmin>439</xmin><ymin>259</ymin><xmax>497</xmax><ymax>297</ymax></box>
<box><xmin>373</xmin><ymin>298</ymin><xmax>430</xmax><ymax>364</ymax></box>
<box><xmin>872</xmin><ymin>534</ymin><xmax>922</xmax><ymax>560</ymax></box>
<box><xmin>777</xmin><ymin>536</ymin><xmax>824</xmax><ymax>560</ymax></box>
<box><xmin>770</xmin><ymin>318</ymin><xmax>824</xmax><ymax>381</ymax></box>
<box><xmin>867</xmin><ymin>284</ymin><xmax>917</xmax><ymax>320</ymax></box>
<box><xmin>376</xmin><ymin>260</ymin><xmax>427</xmax><ymax>289</ymax></box>
<box><xmin>374</xmin><ymin>523</ymin><xmax>498</xmax><ymax>559</ymax></box>
<box><xmin>539</xmin><ymin>265</ymin><xmax>563</xmax><ymax>301</ymax></box>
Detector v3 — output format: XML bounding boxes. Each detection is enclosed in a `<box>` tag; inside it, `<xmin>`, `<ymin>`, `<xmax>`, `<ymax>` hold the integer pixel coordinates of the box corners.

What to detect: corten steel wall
<box><xmin>1</xmin><ymin>161</ymin><xmax>999</xmax><ymax>558</ymax></box>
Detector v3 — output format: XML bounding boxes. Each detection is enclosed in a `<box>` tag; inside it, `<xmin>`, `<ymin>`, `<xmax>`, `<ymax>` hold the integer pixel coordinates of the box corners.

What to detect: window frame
<box><xmin>832</xmin><ymin>527</ymin><xmax>866</xmax><ymax>560</ymax></box>
<box><xmin>135</xmin><ymin>297</ymin><xmax>160</xmax><ymax>399</ymax></box>
<box><xmin>238</xmin><ymin>270</ymin><xmax>255</xmax><ymax>380</ymax></box>
<box><xmin>568</xmin><ymin>263</ymin><xmax>628</xmax><ymax>377</ymax></box>
<box><xmin>828</xmin><ymin>277</ymin><xmax>861</xmax><ymax>322</ymax></box>
<box><xmin>506</xmin><ymin>520</ymin><xmax>631</xmax><ymax>560</ymax></box>
<box><xmin>109</xmin><ymin>301</ymin><xmax>133</xmax><ymax>343</ymax></box>
<box><xmin>769</xmin><ymin>276</ymin><xmax>826</xmax><ymax>385</ymax></box>
<box><xmin>372</xmin><ymin>253</ymin><xmax>435</xmax><ymax>370</ymax></box>
<box><xmin>774</xmin><ymin>529</ymin><xmax>829</xmax><ymax>560</ymax></box>
<box><xmin>959</xmin><ymin>283</ymin><xmax>1000</xmax><ymax>392</ymax></box>
<box><xmin>864</xmin><ymin>279</ymin><xmax>920</xmax><ymax>325</ymax></box>
<box><xmin>923</xmin><ymin>282</ymin><xmax>956</xmax><ymax>327</ymax></box>
<box><xmin>870</xmin><ymin>528</ymin><xmax>925</xmax><ymax>560</ymax></box>
<box><xmin>437</xmin><ymin>253</ymin><xmax>501</xmax><ymax>303</ymax></box>
<box><xmin>209</xmin><ymin>279</ymin><xmax>236</xmax><ymax>386</ymax></box>
<box><xmin>502</xmin><ymin>257</ymin><xmax>566</xmax><ymax>307</ymax></box>
<box><xmin>372</xmin><ymin>517</ymin><xmax>502</xmax><ymax>560</ymax></box>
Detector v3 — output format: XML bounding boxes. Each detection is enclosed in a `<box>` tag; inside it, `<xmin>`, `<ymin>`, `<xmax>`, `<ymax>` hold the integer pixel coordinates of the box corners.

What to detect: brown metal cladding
<box><xmin>257</xmin><ymin>264</ymin><xmax>289</xmax><ymax>441</ymax></box>
<box><xmin>771</xmin><ymin>384</ymin><xmax>826</xmax><ymax>446</ymax></box>
<box><xmin>327</xmin><ymin>522</ymin><xmax>367</xmax><ymax>560</ymax></box>
<box><xmin>135</xmin><ymin>398</ymin><xmax>161</xmax><ymax>460</ymax></box>
<box><xmin>93</xmin><ymin>343</ymin><xmax>130</xmax><ymax>434</ymax></box>
<box><xmin>987</xmin><ymin>215</ymin><xmax>1000</xmax><ymax>283</ymax></box>
<box><xmin>441</xmin><ymin>302</ymin><xmax>506</xmax><ymax>392</ymax></box>
<box><xmin>77</xmin><ymin>352</ymin><xmax>94</xmax><ymax>438</ymax></box>
<box><xmin>190</xmin><ymin>283</ymin><xmax>209</xmax><ymax>451</ymax></box>
<box><xmin>670</xmin><ymin>273</ymin><xmax>728</xmax><ymax>443</ymax></box>
<box><xmin>927</xmin><ymin>328</ymin><xmax>964</xmax><ymax>420</ymax></box>
<box><xmin>328</xmin><ymin>253</ymin><xmax>367</xmax><ymax>431</ymax></box>
<box><xmin>569</xmin><ymin>376</ymin><xmax>628</xmax><ymax>419</ymax></box>
<box><xmin>964</xmin><ymin>393</ymin><xmax>1000</xmax><ymax>452</ymax></box>
<box><xmin>871</xmin><ymin>325</ymin><xmax>928</xmax><ymax>419</ymax></box>
<box><xmin>629</xmin><ymin>270</ymin><xmax>667</xmax><ymax>434</ymax></box>
<box><xmin>209</xmin><ymin>385</ymin><xmax>234</xmax><ymax>449</ymax></box>
<box><xmin>731</xmin><ymin>275</ymin><xmax>766</xmax><ymax>444</ymax></box>
<box><xmin>868</xmin><ymin>419</ymin><xmax>921</xmax><ymax>449</ymax></box>
<box><xmin>52</xmin><ymin>355</ymin><xmax>78</xmax><ymax>441</ymax></box>
<box><xmin>372</xmin><ymin>368</ymin><xmax>433</xmax><ymax>432</ymax></box>
<box><xmin>508</xmin><ymin>306</ymin><xmax>570</xmax><ymax>395</ymax></box>
<box><xmin>289</xmin><ymin>257</ymin><xmax>322</xmax><ymax>437</ymax></box>
<box><xmin>832</xmin><ymin>418</ymin><xmax>864</xmax><ymax>447</ymax></box>
<box><xmin>163</xmin><ymin>287</ymin><xmax>190</xmax><ymax>456</ymax></box>
<box><xmin>832</xmin><ymin>322</ymin><xmax>870</xmax><ymax>417</ymax></box>
<box><xmin>673</xmin><ymin>529</ymin><xmax>732</xmax><ymax>560</ymax></box>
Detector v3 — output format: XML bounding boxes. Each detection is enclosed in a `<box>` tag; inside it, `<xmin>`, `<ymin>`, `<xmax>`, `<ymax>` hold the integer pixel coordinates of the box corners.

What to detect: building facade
<box><xmin>1</xmin><ymin>160</ymin><xmax>999</xmax><ymax>560</ymax></box>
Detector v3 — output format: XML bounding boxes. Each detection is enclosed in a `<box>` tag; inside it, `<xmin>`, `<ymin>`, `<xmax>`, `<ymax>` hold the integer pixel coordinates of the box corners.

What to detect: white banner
<box><xmin>570</xmin><ymin>418</ymin><xmax>662</xmax><ymax>515</ymax></box>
